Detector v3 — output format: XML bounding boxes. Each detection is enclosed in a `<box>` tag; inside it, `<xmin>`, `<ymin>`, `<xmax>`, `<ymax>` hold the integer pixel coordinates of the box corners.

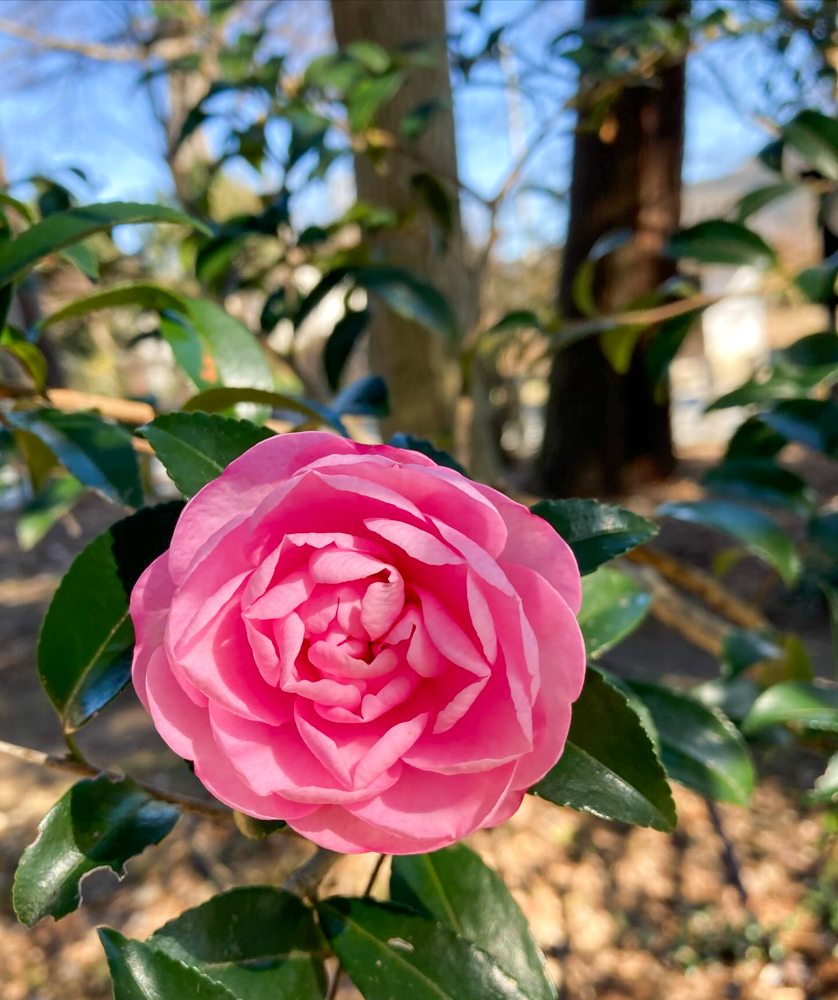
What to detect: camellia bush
<box><xmin>4</xmin><ymin>19</ymin><xmax>838</xmax><ymax>999</ymax></box>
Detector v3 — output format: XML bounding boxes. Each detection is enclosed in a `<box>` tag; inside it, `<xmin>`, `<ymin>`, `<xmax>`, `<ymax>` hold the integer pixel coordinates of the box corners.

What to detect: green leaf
<box><xmin>38</xmin><ymin>282</ymin><xmax>188</xmax><ymax>329</ymax></box>
<box><xmin>645</xmin><ymin>308</ymin><xmax>704</xmax><ymax>393</ymax></box>
<box><xmin>782</xmin><ymin>110</ymin><xmax>838</xmax><ymax>180</ymax></box>
<box><xmin>572</xmin><ymin>228</ymin><xmax>633</xmax><ymax>316</ymax></box>
<box><xmin>411</xmin><ymin>172</ymin><xmax>453</xmax><ymax>250</ymax></box>
<box><xmin>59</xmin><ymin>242</ymin><xmax>99</xmax><ymax>280</ymax></box>
<box><xmin>658</xmin><ymin>500</ymin><xmax>800</xmax><ymax>585</ymax></box>
<box><xmin>181</xmin><ymin>387</ymin><xmax>345</xmax><ymax>434</ymax></box>
<box><xmin>13</xmin><ymin>776</ymin><xmax>179</xmax><ymax>927</ymax></box>
<box><xmin>354</xmin><ymin>265</ymin><xmax>459</xmax><ymax>341</ymax></box>
<box><xmin>532</xmin><ymin>668</ymin><xmax>676</xmax><ymax>831</ymax></box>
<box><xmin>1</xmin><ymin>326</ymin><xmax>47</xmax><ymax>389</ymax></box>
<box><xmin>702</xmin><ymin>458</ymin><xmax>814</xmax><ymax>514</ymax></box>
<box><xmin>725</xmin><ymin>417</ymin><xmax>786</xmax><ymax>460</ymax></box>
<box><xmin>323</xmin><ymin>308</ymin><xmax>370</xmax><ymax>391</ymax></box>
<box><xmin>99</xmin><ymin>929</ymin><xmax>237</xmax><ymax>1000</ymax></box>
<box><xmin>721</xmin><ymin>629</ymin><xmax>783</xmax><ymax>680</ymax></box>
<box><xmin>346</xmin><ymin>70</ymin><xmax>405</xmax><ymax>131</ymax></box>
<box><xmin>779</xmin><ymin>331</ymin><xmax>838</xmax><ymax>373</ymax></box>
<box><xmin>16</xmin><ymin>475</ymin><xmax>84</xmax><ymax>550</ymax></box>
<box><xmin>37</xmin><ymin>502</ymin><xmax>183</xmax><ymax>729</ymax></box>
<box><xmin>346</xmin><ymin>40</ymin><xmax>392</xmax><ymax>73</ymax></box>
<box><xmin>629</xmin><ymin>682</ymin><xmax>756</xmax><ymax>805</ymax></box>
<box><xmin>578</xmin><ymin>567</ymin><xmax>651</xmax><ymax>658</ymax></box>
<box><xmin>159</xmin><ymin>311</ymin><xmax>213</xmax><ymax>389</ymax></box>
<box><xmin>317</xmin><ymin>896</ymin><xmax>530</xmax><ymax>1000</ymax></box>
<box><xmin>0</xmin><ymin>202</ymin><xmax>209</xmax><ymax>285</ymax></box>
<box><xmin>813</xmin><ymin>752</ymin><xmax>838</xmax><ymax>803</ymax></box>
<box><xmin>666</xmin><ymin>220</ymin><xmax>777</xmax><ymax>269</ymax></box>
<box><xmin>141</xmin><ymin>412</ymin><xmax>273</xmax><ymax>498</ymax></box>
<box><xmin>741</xmin><ymin>681</ymin><xmax>838</xmax><ymax>735</ymax></box>
<box><xmin>484</xmin><ymin>310</ymin><xmax>542</xmax><ymax>335</ymax></box>
<box><xmin>6</xmin><ymin>408</ymin><xmax>143</xmax><ymax>507</ymax></box>
<box><xmin>388</xmin><ymin>433</ymin><xmax>467</xmax><ymax>475</ymax></box>
<box><xmin>762</xmin><ymin>398</ymin><xmax>838</xmax><ymax>456</ymax></box>
<box><xmin>797</xmin><ymin>258</ymin><xmax>838</xmax><ymax>304</ymax></box>
<box><xmin>531</xmin><ymin>498</ymin><xmax>658</xmax><ymax>575</ymax></box>
<box><xmin>734</xmin><ymin>182</ymin><xmax>796</xmax><ymax>222</ymax></box>
<box><xmin>332</xmin><ymin>374</ymin><xmax>389</xmax><ymax>417</ymax></box>
<box><xmin>146</xmin><ymin>886</ymin><xmax>326</xmax><ymax>1000</ymax></box>
<box><xmin>390</xmin><ymin>846</ymin><xmax>556</xmax><ymax>1000</ymax></box>
<box><xmin>182</xmin><ymin>298</ymin><xmax>273</xmax><ymax>392</ymax></box>
<box><xmin>0</xmin><ymin>190</ymin><xmax>34</xmax><ymax>223</ymax></box>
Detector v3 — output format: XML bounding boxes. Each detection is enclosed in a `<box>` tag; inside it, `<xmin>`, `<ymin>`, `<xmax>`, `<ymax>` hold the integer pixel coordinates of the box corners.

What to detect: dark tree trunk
<box><xmin>538</xmin><ymin>0</ymin><xmax>687</xmax><ymax>497</ymax></box>
<box><xmin>330</xmin><ymin>0</ymin><xmax>473</xmax><ymax>444</ymax></box>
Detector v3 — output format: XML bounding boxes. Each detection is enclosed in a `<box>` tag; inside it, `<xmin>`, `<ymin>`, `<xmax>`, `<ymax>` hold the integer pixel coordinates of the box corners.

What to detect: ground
<box><xmin>1</xmin><ymin>473</ymin><xmax>837</xmax><ymax>1000</ymax></box>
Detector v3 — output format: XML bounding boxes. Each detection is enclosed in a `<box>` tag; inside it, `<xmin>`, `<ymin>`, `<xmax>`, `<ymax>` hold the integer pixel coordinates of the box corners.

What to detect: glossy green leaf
<box><xmin>782</xmin><ymin>109</ymin><xmax>838</xmax><ymax>180</ymax></box>
<box><xmin>741</xmin><ymin>681</ymin><xmax>838</xmax><ymax>734</ymax></box>
<box><xmin>762</xmin><ymin>398</ymin><xmax>838</xmax><ymax>456</ymax></box>
<box><xmin>702</xmin><ymin>458</ymin><xmax>814</xmax><ymax>513</ymax></box>
<box><xmin>182</xmin><ymin>298</ymin><xmax>273</xmax><ymax>392</ymax></box>
<box><xmin>0</xmin><ymin>190</ymin><xmax>34</xmax><ymax>222</ymax></box>
<box><xmin>484</xmin><ymin>310</ymin><xmax>542</xmax><ymax>335</ymax></box>
<box><xmin>531</xmin><ymin>498</ymin><xmax>658</xmax><ymax>575</ymax></box>
<box><xmin>323</xmin><ymin>308</ymin><xmax>370</xmax><ymax>391</ymax></box>
<box><xmin>0</xmin><ymin>202</ymin><xmax>209</xmax><ymax>284</ymax></box>
<box><xmin>141</xmin><ymin>412</ymin><xmax>273</xmax><ymax>498</ymax></box>
<box><xmin>658</xmin><ymin>500</ymin><xmax>800</xmax><ymax>585</ymax></box>
<box><xmin>388</xmin><ymin>433</ymin><xmax>467</xmax><ymax>475</ymax></box>
<box><xmin>411</xmin><ymin>171</ymin><xmax>453</xmax><ymax>250</ymax></box>
<box><xmin>721</xmin><ymin>629</ymin><xmax>783</xmax><ymax>679</ymax></box>
<box><xmin>180</xmin><ymin>387</ymin><xmax>345</xmax><ymax>433</ymax></box>
<box><xmin>578</xmin><ymin>567</ymin><xmax>651</xmax><ymax>658</ymax></box>
<box><xmin>390</xmin><ymin>846</ymin><xmax>556</xmax><ymax>1000</ymax></box>
<box><xmin>666</xmin><ymin>220</ymin><xmax>777</xmax><ymax>269</ymax></box>
<box><xmin>99</xmin><ymin>929</ymin><xmax>236</xmax><ymax>1000</ymax></box>
<box><xmin>707</xmin><ymin>370</ymin><xmax>820</xmax><ymax>410</ymax></box>
<box><xmin>354</xmin><ymin>265</ymin><xmax>458</xmax><ymax>341</ymax></box>
<box><xmin>6</xmin><ymin>408</ymin><xmax>143</xmax><ymax>507</ymax></box>
<box><xmin>37</xmin><ymin>502</ymin><xmax>183</xmax><ymax>729</ymax></box>
<box><xmin>796</xmin><ymin>258</ymin><xmax>838</xmax><ymax>304</ymax></box>
<box><xmin>779</xmin><ymin>331</ymin><xmax>838</xmax><ymax>373</ymax></box>
<box><xmin>159</xmin><ymin>311</ymin><xmax>214</xmax><ymax>389</ymax></box>
<box><xmin>38</xmin><ymin>282</ymin><xmax>188</xmax><ymax>329</ymax></box>
<box><xmin>16</xmin><ymin>475</ymin><xmax>84</xmax><ymax>550</ymax></box>
<box><xmin>146</xmin><ymin>887</ymin><xmax>326</xmax><ymax>1000</ymax></box>
<box><xmin>532</xmin><ymin>668</ymin><xmax>676</xmax><ymax>831</ymax></box>
<box><xmin>725</xmin><ymin>417</ymin><xmax>786</xmax><ymax>460</ymax></box>
<box><xmin>332</xmin><ymin>373</ymin><xmax>389</xmax><ymax>417</ymax></box>
<box><xmin>317</xmin><ymin>896</ymin><xmax>530</xmax><ymax>1000</ymax></box>
<box><xmin>14</xmin><ymin>776</ymin><xmax>179</xmax><ymax>926</ymax></box>
<box><xmin>346</xmin><ymin>70</ymin><xmax>405</xmax><ymax>131</ymax></box>
<box><xmin>629</xmin><ymin>682</ymin><xmax>756</xmax><ymax>804</ymax></box>
<box><xmin>572</xmin><ymin>228</ymin><xmax>633</xmax><ymax>316</ymax></box>
<box><xmin>734</xmin><ymin>182</ymin><xmax>796</xmax><ymax>222</ymax></box>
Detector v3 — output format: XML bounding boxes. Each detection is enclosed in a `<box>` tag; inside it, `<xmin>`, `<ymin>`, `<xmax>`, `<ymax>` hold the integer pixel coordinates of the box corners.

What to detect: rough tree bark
<box><xmin>330</xmin><ymin>0</ymin><xmax>473</xmax><ymax>444</ymax></box>
<box><xmin>538</xmin><ymin>0</ymin><xmax>687</xmax><ymax>497</ymax></box>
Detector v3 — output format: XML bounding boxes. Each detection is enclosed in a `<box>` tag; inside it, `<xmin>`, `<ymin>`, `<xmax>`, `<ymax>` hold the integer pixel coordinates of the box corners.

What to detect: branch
<box><xmin>627</xmin><ymin>548</ymin><xmax>769</xmax><ymax>632</ymax></box>
<box><xmin>0</xmin><ymin>18</ymin><xmax>198</xmax><ymax>64</ymax></box>
<box><xmin>283</xmin><ymin>847</ymin><xmax>341</xmax><ymax>899</ymax></box>
<box><xmin>0</xmin><ymin>738</ymin><xmax>234</xmax><ymax>822</ymax></box>
<box><xmin>46</xmin><ymin>388</ymin><xmax>155</xmax><ymax>424</ymax></box>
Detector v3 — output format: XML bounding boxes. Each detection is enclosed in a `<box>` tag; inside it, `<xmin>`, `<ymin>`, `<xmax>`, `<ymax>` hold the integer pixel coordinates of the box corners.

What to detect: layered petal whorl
<box><xmin>131</xmin><ymin>432</ymin><xmax>585</xmax><ymax>853</ymax></box>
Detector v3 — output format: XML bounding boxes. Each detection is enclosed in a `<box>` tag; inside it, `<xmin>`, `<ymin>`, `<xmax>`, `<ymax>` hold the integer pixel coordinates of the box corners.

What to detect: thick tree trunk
<box><xmin>538</xmin><ymin>0</ymin><xmax>686</xmax><ymax>497</ymax></box>
<box><xmin>330</xmin><ymin>0</ymin><xmax>472</xmax><ymax>444</ymax></box>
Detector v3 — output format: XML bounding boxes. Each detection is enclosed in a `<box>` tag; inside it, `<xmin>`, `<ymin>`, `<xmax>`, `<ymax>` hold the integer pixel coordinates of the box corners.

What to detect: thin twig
<box><xmin>0</xmin><ymin>738</ymin><xmax>233</xmax><ymax>821</ymax></box>
<box><xmin>363</xmin><ymin>854</ymin><xmax>387</xmax><ymax>897</ymax></box>
<box><xmin>705</xmin><ymin>798</ymin><xmax>753</xmax><ymax>915</ymax></box>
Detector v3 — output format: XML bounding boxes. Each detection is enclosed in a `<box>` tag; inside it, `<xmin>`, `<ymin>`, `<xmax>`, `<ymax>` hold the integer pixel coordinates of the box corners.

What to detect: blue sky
<box><xmin>0</xmin><ymin>0</ymin><xmax>785</xmax><ymax>256</ymax></box>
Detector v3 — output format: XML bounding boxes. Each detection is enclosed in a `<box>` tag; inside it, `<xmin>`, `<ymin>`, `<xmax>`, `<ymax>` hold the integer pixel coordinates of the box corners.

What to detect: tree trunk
<box><xmin>538</xmin><ymin>0</ymin><xmax>687</xmax><ymax>497</ymax></box>
<box><xmin>330</xmin><ymin>0</ymin><xmax>472</xmax><ymax>444</ymax></box>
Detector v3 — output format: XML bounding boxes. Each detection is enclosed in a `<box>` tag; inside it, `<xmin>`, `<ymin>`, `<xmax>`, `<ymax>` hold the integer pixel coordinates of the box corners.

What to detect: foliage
<box><xmin>4</xmin><ymin>4</ymin><xmax>838</xmax><ymax>999</ymax></box>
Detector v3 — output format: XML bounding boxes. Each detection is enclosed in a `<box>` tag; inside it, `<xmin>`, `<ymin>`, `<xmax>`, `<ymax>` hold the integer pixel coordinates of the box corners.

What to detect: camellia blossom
<box><xmin>131</xmin><ymin>432</ymin><xmax>586</xmax><ymax>853</ymax></box>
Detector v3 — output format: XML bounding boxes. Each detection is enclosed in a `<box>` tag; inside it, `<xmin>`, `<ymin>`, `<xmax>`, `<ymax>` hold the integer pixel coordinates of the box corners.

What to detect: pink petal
<box><xmin>361</xmin><ymin>575</ymin><xmax>405</xmax><ymax>640</ymax></box>
<box><xmin>245</xmin><ymin>570</ymin><xmax>314</xmax><ymax>620</ymax></box>
<box><xmin>415</xmin><ymin>588</ymin><xmax>488</xmax><ymax>677</ymax></box>
<box><xmin>466</xmin><ymin>571</ymin><xmax>497</xmax><ymax>664</ymax></box>
<box><xmin>364</xmin><ymin>518</ymin><xmax>462</xmax><ymax>566</ymax></box>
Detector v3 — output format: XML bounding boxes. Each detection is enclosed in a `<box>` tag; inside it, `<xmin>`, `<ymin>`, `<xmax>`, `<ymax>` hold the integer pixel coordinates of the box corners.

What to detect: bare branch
<box><xmin>283</xmin><ymin>847</ymin><xmax>342</xmax><ymax>899</ymax></box>
<box><xmin>0</xmin><ymin>738</ymin><xmax>234</xmax><ymax>822</ymax></box>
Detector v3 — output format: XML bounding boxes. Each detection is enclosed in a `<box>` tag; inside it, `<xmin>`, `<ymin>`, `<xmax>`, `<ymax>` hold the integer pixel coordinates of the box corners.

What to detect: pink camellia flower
<box><xmin>131</xmin><ymin>432</ymin><xmax>585</xmax><ymax>853</ymax></box>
